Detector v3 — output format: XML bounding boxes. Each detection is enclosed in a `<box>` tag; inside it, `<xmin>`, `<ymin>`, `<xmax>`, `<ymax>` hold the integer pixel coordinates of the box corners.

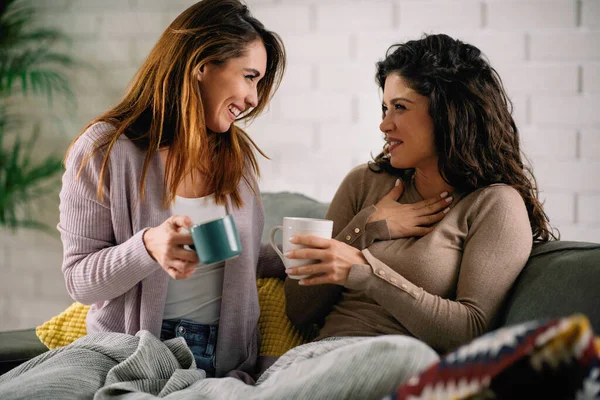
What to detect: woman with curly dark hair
<box><xmin>275</xmin><ymin>33</ymin><xmax>555</xmax><ymax>395</ymax></box>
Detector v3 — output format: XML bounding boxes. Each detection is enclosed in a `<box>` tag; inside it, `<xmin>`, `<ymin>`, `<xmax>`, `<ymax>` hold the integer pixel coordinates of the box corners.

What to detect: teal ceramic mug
<box><xmin>189</xmin><ymin>215</ymin><xmax>242</xmax><ymax>265</ymax></box>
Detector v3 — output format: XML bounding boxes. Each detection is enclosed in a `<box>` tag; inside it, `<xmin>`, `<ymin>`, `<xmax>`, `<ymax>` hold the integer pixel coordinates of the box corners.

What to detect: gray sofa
<box><xmin>1</xmin><ymin>191</ymin><xmax>599</xmax><ymax>375</ymax></box>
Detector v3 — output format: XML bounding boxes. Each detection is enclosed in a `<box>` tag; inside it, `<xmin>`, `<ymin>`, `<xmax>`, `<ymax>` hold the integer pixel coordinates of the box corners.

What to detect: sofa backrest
<box><xmin>496</xmin><ymin>240</ymin><xmax>600</xmax><ymax>333</ymax></box>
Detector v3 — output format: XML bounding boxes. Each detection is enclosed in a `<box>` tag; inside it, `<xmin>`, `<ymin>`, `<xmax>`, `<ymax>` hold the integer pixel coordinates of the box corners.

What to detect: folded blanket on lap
<box><xmin>0</xmin><ymin>331</ymin><xmax>205</xmax><ymax>399</ymax></box>
<box><xmin>0</xmin><ymin>331</ymin><xmax>437</xmax><ymax>400</ymax></box>
<box><xmin>3</xmin><ymin>314</ymin><xmax>598</xmax><ymax>399</ymax></box>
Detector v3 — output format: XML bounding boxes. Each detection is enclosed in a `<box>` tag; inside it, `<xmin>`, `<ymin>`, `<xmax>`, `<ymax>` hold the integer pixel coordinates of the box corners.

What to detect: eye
<box><xmin>381</xmin><ymin>105</ymin><xmax>388</xmax><ymax>115</ymax></box>
<box><xmin>245</xmin><ymin>74</ymin><xmax>257</xmax><ymax>82</ymax></box>
<box><xmin>394</xmin><ymin>103</ymin><xmax>406</xmax><ymax>110</ymax></box>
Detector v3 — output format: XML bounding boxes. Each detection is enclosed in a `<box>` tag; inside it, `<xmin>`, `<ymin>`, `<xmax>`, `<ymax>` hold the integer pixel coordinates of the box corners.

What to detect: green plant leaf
<box><xmin>0</xmin><ymin>0</ymin><xmax>76</xmax><ymax>234</ymax></box>
<box><xmin>0</xmin><ymin>0</ymin><xmax>77</xmax><ymax>105</ymax></box>
<box><xmin>0</xmin><ymin>127</ymin><xmax>64</xmax><ymax>234</ymax></box>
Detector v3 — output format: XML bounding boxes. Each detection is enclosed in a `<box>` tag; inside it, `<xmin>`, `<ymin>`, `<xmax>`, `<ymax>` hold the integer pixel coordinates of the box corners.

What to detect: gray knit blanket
<box><xmin>0</xmin><ymin>331</ymin><xmax>438</xmax><ymax>399</ymax></box>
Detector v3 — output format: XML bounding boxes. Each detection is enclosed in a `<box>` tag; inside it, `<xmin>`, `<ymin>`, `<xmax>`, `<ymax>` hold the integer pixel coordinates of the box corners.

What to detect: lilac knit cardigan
<box><xmin>58</xmin><ymin>122</ymin><xmax>270</xmax><ymax>377</ymax></box>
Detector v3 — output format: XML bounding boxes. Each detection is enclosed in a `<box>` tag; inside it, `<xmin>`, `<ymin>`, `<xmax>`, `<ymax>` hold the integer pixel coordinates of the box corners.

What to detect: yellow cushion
<box><xmin>36</xmin><ymin>301</ymin><xmax>90</xmax><ymax>350</ymax></box>
<box><xmin>36</xmin><ymin>278</ymin><xmax>314</xmax><ymax>357</ymax></box>
<box><xmin>256</xmin><ymin>278</ymin><xmax>317</xmax><ymax>356</ymax></box>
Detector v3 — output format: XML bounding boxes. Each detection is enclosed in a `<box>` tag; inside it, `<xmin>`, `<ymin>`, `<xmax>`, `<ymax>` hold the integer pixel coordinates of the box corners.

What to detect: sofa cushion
<box><xmin>498</xmin><ymin>240</ymin><xmax>600</xmax><ymax>333</ymax></box>
<box><xmin>36</xmin><ymin>302</ymin><xmax>90</xmax><ymax>350</ymax></box>
<box><xmin>257</xmin><ymin>278</ymin><xmax>318</xmax><ymax>356</ymax></box>
<box><xmin>0</xmin><ymin>329</ymin><xmax>48</xmax><ymax>375</ymax></box>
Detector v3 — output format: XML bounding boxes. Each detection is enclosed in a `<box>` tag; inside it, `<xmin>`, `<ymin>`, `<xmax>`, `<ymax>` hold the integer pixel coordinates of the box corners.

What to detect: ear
<box><xmin>195</xmin><ymin>64</ymin><xmax>206</xmax><ymax>82</ymax></box>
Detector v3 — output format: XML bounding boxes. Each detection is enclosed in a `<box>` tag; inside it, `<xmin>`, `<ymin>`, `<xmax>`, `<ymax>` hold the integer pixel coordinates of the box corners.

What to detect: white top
<box><xmin>163</xmin><ymin>194</ymin><xmax>227</xmax><ymax>324</ymax></box>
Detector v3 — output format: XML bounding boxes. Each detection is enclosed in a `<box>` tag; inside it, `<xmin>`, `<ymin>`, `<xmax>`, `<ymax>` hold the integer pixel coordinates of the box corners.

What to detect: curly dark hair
<box><xmin>370</xmin><ymin>33</ymin><xmax>555</xmax><ymax>243</ymax></box>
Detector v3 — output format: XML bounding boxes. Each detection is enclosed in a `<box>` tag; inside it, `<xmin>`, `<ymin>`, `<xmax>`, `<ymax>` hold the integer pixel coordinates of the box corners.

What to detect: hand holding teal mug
<box><xmin>190</xmin><ymin>214</ymin><xmax>242</xmax><ymax>265</ymax></box>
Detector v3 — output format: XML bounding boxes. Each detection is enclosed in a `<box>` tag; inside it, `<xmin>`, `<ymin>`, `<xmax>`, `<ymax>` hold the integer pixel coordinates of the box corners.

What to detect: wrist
<box><xmin>142</xmin><ymin>228</ymin><xmax>158</xmax><ymax>261</ymax></box>
<box><xmin>367</xmin><ymin>206</ymin><xmax>382</xmax><ymax>224</ymax></box>
<box><xmin>354</xmin><ymin>248</ymin><xmax>368</xmax><ymax>265</ymax></box>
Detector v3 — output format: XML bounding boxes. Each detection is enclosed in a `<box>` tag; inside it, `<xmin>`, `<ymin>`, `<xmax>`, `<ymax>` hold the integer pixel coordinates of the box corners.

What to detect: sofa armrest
<box><xmin>0</xmin><ymin>328</ymin><xmax>48</xmax><ymax>375</ymax></box>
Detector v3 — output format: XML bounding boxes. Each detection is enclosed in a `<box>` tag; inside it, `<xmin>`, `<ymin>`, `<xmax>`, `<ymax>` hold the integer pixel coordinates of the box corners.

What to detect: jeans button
<box><xmin>178</xmin><ymin>326</ymin><xmax>186</xmax><ymax>335</ymax></box>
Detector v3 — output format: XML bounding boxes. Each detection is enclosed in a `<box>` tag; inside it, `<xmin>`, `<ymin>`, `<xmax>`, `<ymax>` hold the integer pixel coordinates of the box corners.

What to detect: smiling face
<box><xmin>197</xmin><ymin>39</ymin><xmax>267</xmax><ymax>133</ymax></box>
<box><xmin>380</xmin><ymin>73</ymin><xmax>437</xmax><ymax>171</ymax></box>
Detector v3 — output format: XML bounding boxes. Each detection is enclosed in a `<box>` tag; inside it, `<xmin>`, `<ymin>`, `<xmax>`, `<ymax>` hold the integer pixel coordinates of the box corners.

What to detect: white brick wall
<box><xmin>579</xmin><ymin>194</ymin><xmax>600</xmax><ymax>225</ymax></box>
<box><xmin>317</xmin><ymin>1</ymin><xmax>395</xmax><ymax>32</ymax></box>
<box><xmin>520</xmin><ymin>127</ymin><xmax>578</xmax><ymax>160</ymax></box>
<box><xmin>532</xmin><ymin>95</ymin><xmax>600</xmax><ymax>125</ymax></box>
<box><xmin>34</xmin><ymin>0</ymin><xmax>600</xmax><ymax>243</ymax></box>
<box><xmin>582</xmin><ymin>0</ymin><xmax>600</xmax><ymax>29</ymax></box>
<box><xmin>252</xmin><ymin>4</ymin><xmax>312</xmax><ymax>35</ymax></box>
<box><xmin>487</xmin><ymin>1</ymin><xmax>576</xmax><ymax>30</ymax></box>
<box><xmin>399</xmin><ymin>1</ymin><xmax>483</xmax><ymax>31</ymax></box>
<box><xmin>497</xmin><ymin>63</ymin><xmax>579</xmax><ymax>95</ymax></box>
<box><xmin>3</xmin><ymin>0</ymin><xmax>600</xmax><ymax>331</ymax></box>
<box><xmin>584</xmin><ymin>63</ymin><xmax>600</xmax><ymax>93</ymax></box>
<box><xmin>531</xmin><ymin>32</ymin><xmax>600</xmax><ymax>61</ymax></box>
<box><xmin>540</xmin><ymin>192</ymin><xmax>576</xmax><ymax>225</ymax></box>
<box><xmin>581</xmin><ymin>130</ymin><xmax>600</xmax><ymax>160</ymax></box>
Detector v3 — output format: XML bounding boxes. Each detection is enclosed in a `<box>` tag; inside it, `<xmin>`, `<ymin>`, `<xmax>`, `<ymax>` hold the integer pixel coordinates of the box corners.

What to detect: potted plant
<box><xmin>0</xmin><ymin>0</ymin><xmax>77</xmax><ymax>232</ymax></box>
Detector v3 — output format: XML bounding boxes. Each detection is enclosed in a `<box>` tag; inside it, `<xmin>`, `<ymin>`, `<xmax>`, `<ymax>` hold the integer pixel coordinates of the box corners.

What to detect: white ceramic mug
<box><xmin>269</xmin><ymin>217</ymin><xmax>334</xmax><ymax>279</ymax></box>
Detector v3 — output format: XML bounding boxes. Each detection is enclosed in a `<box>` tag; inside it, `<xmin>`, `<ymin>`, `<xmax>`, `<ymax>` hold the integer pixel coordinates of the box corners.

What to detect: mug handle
<box><xmin>269</xmin><ymin>225</ymin><xmax>285</xmax><ymax>262</ymax></box>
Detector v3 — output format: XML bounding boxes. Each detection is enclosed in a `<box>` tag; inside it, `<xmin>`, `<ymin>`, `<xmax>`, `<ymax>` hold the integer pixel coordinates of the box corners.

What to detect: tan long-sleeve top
<box><xmin>285</xmin><ymin>164</ymin><xmax>533</xmax><ymax>353</ymax></box>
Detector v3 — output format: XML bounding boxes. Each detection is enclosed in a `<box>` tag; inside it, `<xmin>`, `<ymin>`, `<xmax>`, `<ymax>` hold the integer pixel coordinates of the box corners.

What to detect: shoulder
<box><xmin>67</xmin><ymin>122</ymin><xmax>150</xmax><ymax>181</ymax></box>
<box><xmin>69</xmin><ymin>122</ymin><xmax>120</xmax><ymax>157</ymax></box>
<box><xmin>344</xmin><ymin>163</ymin><xmax>377</xmax><ymax>180</ymax></box>
<box><xmin>339</xmin><ymin>163</ymin><xmax>396</xmax><ymax>199</ymax></box>
<box><xmin>461</xmin><ymin>184</ymin><xmax>531</xmax><ymax>235</ymax></box>
<box><xmin>330</xmin><ymin>163</ymin><xmax>396</xmax><ymax>211</ymax></box>
<box><xmin>242</xmin><ymin>156</ymin><xmax>260</xmax><ymax>193</ymax></box>
<box><xmin>76</xmin><ymin>122</ymin><xmax>146</xmax><ymax>160</ymax></box>
<box><xmin>468</xmin><ymin>184</ymin><xmax>526</xmax><ymax>211</ymax></box>
<box><xmin>65</xmin><ymin>122</ymin><xmax>114</xmax><ymax>170</ymax></box>
<box><xmin>341</xmin><ymin>163</ymin><xmax>393</xmax><ymax>189</ymax></box>
<box><xmin>81</xmin><ymin>121</ymin><xmax>117</xmax><ymax>143</ymax></box>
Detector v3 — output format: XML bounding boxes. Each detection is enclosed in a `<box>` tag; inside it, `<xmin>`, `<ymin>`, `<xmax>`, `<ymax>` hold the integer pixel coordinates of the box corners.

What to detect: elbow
<box><xmin>284</xmin><ymin>283</ymin><xmax>317</xmax><ymax>328</ymax></box>
<box><xmin>63</xmin><ymin>268</ymin><xmax>96</xmax><ymax>306</ymax></box>
<box><xmin>449</xmin><ymin>321</ymin><xmax>489</xmax><ymax>354</ymax></box>
<box><xmin>285</xmin><ymin>302</ymin><xmax>312</xmax><ymax>329</ymax></box>
<box><xmin>64</xmin><ymin>279</ymin><xmax>92</xmax><ymax>305</ymax></box>
<box><xmin>436</xmin><ymin>314</ymin><xmax>489</xmax><ymax>354</ymax></box>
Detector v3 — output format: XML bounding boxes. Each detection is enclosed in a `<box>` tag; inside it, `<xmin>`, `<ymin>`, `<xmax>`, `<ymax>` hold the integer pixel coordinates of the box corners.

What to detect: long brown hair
<box><xmin>67</xmin><ymin>0</ymin><xmax>285</xmax><ymax>208</ymax></box>
<box><xmin>370</xmin><ymin>33</ymin><xmax>555</xmax><ymax>243</ymax></box>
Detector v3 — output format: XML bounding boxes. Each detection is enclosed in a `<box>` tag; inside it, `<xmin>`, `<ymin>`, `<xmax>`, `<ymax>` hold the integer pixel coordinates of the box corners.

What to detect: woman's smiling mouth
<box><xmin>228</xmin><ymin>104</ymin><xmax>242</xmax><ymax>120</ymax></box>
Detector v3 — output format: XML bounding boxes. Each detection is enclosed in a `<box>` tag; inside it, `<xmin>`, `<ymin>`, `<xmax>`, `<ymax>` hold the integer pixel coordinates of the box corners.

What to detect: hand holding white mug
<box><xmin>368</xmin><ymin>179</ymin><xmax>454</xmax><ymax>238</ymax></box>
<box><xmin>284</xmin><ymin>235</ymin><xmax>367</xmax><ymax>286</ymax></box>
<box><xmin>143</xmin><ymin>215</ymin><xmax>199</xmax><ymax>280</ymax></box>
<box><xmin>269</xmin><ymin>217</ymin><xmax>333</xmax><ymax>279</ymax></box>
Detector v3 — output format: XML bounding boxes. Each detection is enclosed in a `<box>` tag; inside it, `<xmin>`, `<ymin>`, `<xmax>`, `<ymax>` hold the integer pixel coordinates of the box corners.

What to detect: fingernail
<box><xmin>443</xmin><ymin>207</ymin><xmax>451</xmax><ymax>214</ymax></box>
<box><xmin>445</xmin><ymin>196</ymin><xmax>453</xmax><ymax>203</ymax></box>
<box><xmin>298</xmin><ymin>280</ymin><xmax>305</xmax><ymax>285</ymax></box>
<box><xmin>440</xmin><ymin>191</ymin><xmax>449</xmax><ymax>198</ymax></box>
<box><xmin>284</xmin><ymin>251</ymin><xmax>292</xmax><ymax>258</ymax></box>
<box><xmin>289</xmin><ymin>236</ymin><xmax>296</xmax><ymax>243</ymax></box>
<box><xmin>395</xmin><ymin>179</ymin><xmax>400</xmax><ymax>187</ymax></box>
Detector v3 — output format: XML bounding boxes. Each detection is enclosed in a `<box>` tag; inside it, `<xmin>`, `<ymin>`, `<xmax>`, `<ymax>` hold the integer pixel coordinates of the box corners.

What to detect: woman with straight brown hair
<box><xmin>56</xmin><ymin>0</ymin><xmax>284</xmax><ymax>379</ymax></box>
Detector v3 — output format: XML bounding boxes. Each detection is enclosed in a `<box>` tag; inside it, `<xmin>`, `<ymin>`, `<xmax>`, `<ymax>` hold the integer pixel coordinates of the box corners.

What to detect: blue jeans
<box><xmin>160</xmin><ymin>319</ymin><xmax>218</xmax><ymax>376</ymax></box>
